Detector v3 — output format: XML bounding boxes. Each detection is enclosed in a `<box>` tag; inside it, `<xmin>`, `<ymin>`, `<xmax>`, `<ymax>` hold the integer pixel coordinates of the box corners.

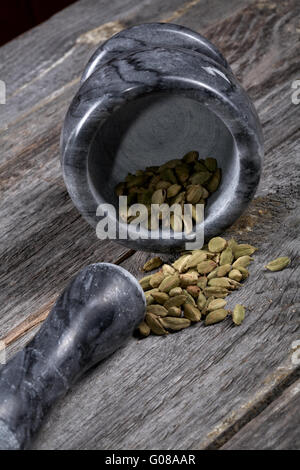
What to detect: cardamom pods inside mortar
<box><xmin>137</xmin><ymin>236</ymin><xmax>258</xmax><ymax>336</ymax></box>
<box><xmin>115</xmin><ymin>151</ymin><xmax>222</xmax><ymax>229</ymax></box>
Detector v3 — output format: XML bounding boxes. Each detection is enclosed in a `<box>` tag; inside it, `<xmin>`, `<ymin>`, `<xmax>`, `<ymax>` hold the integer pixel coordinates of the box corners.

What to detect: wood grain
<box><xmin>222</xmin><ymin>379</ymin><xmax>300</xmax><ymax>450</ymax></box>
<box><xmin>0</xmin><ymin>0</ymin><xmax>299</xmax><ymax>450</ymax></box>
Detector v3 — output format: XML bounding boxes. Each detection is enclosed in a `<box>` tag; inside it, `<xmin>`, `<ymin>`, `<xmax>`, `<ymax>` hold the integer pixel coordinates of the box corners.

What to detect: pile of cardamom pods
<box><xmin>137</xmin><ymin>238</ymin><xmax>291</xmax><ymax>337</ymax></box>
<box><xmin>137</xmin><ymin>236</ymin><xmax>253</xmax><ymax>336</ymax></box>
<box><xmin>115</xmin><ymin>151</ymin><xmax>221</xmax><ymax>229</ymax></box>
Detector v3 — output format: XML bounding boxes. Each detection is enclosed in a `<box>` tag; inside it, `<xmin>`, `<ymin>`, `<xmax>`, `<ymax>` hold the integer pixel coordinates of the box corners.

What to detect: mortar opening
<box><xmin>88</xmin><ymin>91</ymin><xmax>238</xmax><ymax>233</ymax></box>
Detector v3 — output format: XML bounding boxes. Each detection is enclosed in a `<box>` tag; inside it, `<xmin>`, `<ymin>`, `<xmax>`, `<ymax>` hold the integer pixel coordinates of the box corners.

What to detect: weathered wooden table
<box><xmin>0</xmin><ymin>0</ymin><xmax>299</xmax><ymax>450</ymax></box>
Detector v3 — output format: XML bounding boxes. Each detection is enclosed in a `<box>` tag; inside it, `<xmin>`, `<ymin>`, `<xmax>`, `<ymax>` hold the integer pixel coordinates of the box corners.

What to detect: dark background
<box><xmin>0</xmin><ymin>0</ymin><xmax>77</xmax><ymax>46</ymax></box>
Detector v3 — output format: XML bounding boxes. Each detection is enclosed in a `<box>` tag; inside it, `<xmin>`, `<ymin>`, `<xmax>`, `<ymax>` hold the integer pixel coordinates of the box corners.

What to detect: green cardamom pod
<box><xmin>142</xmin><ymin>256</ymin><xmax>163</xmax><ymax>272</ymax></box>
<box><xmin>208</xmin><ymin>236</ymin><xmax>227</xmax><ymax>253</ymax></box>
<box><xmin>183</xmin><ymin>304</ymin><xmax>201</xmax><ymax>322</ymax></box>
<box><xmin>205</xmin><ymin>308</ymin><xmax>228</xmax><ymax>325</ymax></box>
<box><xmin>160</xmin><ymin>317</ymin><xmax>191</xmax><ymax>331</ymax></box>
<box><xmin>265</xmin><ymin>256</ymin><xmax>291</xmax><ymax>271</ymax></box>
<box><xmin>232</xmin><ymin>304</ymin><xmax>246</xmax><ymax>325</ymax></box>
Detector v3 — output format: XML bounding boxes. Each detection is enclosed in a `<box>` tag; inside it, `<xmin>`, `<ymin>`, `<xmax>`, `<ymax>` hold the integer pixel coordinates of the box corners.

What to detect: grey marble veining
<box><xmin>0</xmin><ymin>263</ymin><xmax>146</xmax><ymax>450</ymax></box>
<box><xmin>61</xmin><ymin>23</ymin><xmax>264</xmax><ymax>252</ymax></box>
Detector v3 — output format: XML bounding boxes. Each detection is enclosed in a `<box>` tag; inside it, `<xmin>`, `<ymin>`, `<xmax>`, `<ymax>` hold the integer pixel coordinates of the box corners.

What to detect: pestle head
<box><xmin>0</xmin><ymin>263</ymin><xmax>146</xmax><ymax>449</ymax></box>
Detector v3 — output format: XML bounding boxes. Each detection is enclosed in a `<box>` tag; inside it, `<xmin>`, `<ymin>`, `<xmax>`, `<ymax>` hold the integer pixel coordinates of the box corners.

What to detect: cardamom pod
<box><xmin>219</xmin><ymin>247</ymin><xmax>234</xmax><ymax>265</ymax></box>
<box><xmin>237</xmin><ymin>266</ymin><xmax>249</xmax><ymax>279</ymax></box>
<box><xmin>197</xmin><ymin>276</ymin><xmax>208</xmax><ymax>290</ymax></box>
<box><xmin>216</xmin><ymin>264</ymin><xmax>232</xmax><ymax>277</ymax></box>
<box><xmin>137</xmin><ymin>321</ymin><xmax>151</xmax><ymax>337</ymax></box>
<box><xmin>233</xmin><ymin>244</ymin><xmax>257</xmax><ymax>259</ymax></box>
<box><xmin>183</xmin><ymin>304</ymin><xmax>201</xmax><ymax>322</ymax></box>
<box><xmin>142</xmin><ymin>256</ymin><xmax>163</xmax><ymax>272</ymax></box>
<box><xmin>162</xmin><ymin>264</ymin><xmax>176</xmax><ymax>275</ymax></box>
<box><xmin>145</xmin><ymin>313</ymin><xmax>168</xmax><ymax>335</ymax></box>
<box><xmin>184</xmin><ymin>251</ymin><xmax>207</xmax><ymax>269</ymax></box>
<box><xmin>159</xmin><ymin>274</ymin><xmax>180</xmax><ymax>292</ymax></box>
<box><xmin>204</xmin><ymin>157</ymin><xmax>217</xmax><ymax>172</ymax></box>
<box><xmin>146</xmin><ymin>304</ymin><xmax>168</xmax><ymax>317</ymax></box>
<box><xmin>197</xmin><ymin>260</ymin><xmax>217</xmax><ymax>274</ymax></box>
<box><xmin>167</xmin><ymin>184</ymin><xmax>182</xmax><ymax>198</ymax></box>
<box><xmin>139</xmin><ymin>275</ymin><xmax>153</xmax><ymax>291</ymax></box>
<box><xmin>204</xmin><ymin>286</ymin><xmax>229</xmax><ymax>298</ymax></box>
<box><xmin>228</xmin><ymin>269</ymin><xmax>243</xmax><ymax>281</ymax></box>
<box><xmin>232</xmin><ymin>304</ymin><xmax>246</xmax><ymax>325</ymax></box>
<box><xmin>232</xmin><ymin>255</ymin><xmax>253</xmax><ymax>268</ymax></box>
<box><xmin>182</xmin><ymin>150</ymin><xmax>199</xmax><ymax>164</ymax></box>
<box><xmin>167</xmin><ymin>306</ymin><xmax>182</xmax><ymax>317</ymax></box>
<box><xmin>189</xmin><ymin>171</ymin><xmax>211</xmax><ymax>185</ymax></box>
<box><xmin>182</xmin><ymin>289</ymin><xmax>197</xmax><ymax>306</ymax></box>
<box><xmin>169</xmin><ymin>287</ymin><xmax>183</xmax><ymax>297</ymax></box>
<box><xmin>265</xmin><ymin>256</ymin><xmax>291</xmax><ymax>271</ymax></box>
<box><xmin>197</xmin><ymin>292</ymin><xmax>207</xmax><ymax>309</ymax></box>
<box><xmin>208</xmin><ymin>277</ymin><xmax>232</xmax><ymax>288</ymax></box>
<box><xmin>207</xmin><ymin>299</ymin><xmax>227</xmax><ymax>311</ymax></box>
<box><xmin>160</xmin><ymin>317</ymin><xmax>191</xmax><ymax>331</ymax></box>
<box><xmin>152</xmin><ymin>189</ymin><xmax>166</xmax><ymax>204</ymax></box>
<box><xmin>208</xmin><ymin>236</ymin><xmax>227</xmax><ymax>253</ymax></box>
<box><xmin>180</xmin><ymin>271</ymin><xmax>199</xmax><ymax>287</ymax></box>
<box><xmin>186</xmin><ymin>185</ymin><xmax>203</xmax><ymax>204</ymax></box>
<box><xmin>164</xmin><ymin>294</ymin><xmax>187</xmax><ymax>309</ymax></box>
<box><xmin>149</xmin><ymin>270</ymin><xmax>166</xmax><ymax>288</ymax></box>
<box><xmin>205</xmin><ymin>168</ymin><xmax>221</xmax><ymax>192</ymax></box>
<box><xmin>156</xmin><ymin>180</ymin><xmax>172</xmax><ymax>190</ymax></box>
<box><xmin>151</xmin><ymin>291</ymin><xmax>169</xmax><ymax>304</ymax></box>
<box><xmin>172</xmin><ymin>254</ymin><xmax>192</xmax><ymax>273</ymax></box>
<box><xmin>205</xmin><ymin>308</ymin><xmax>228</xmax><ymax>325</ymax></box>
<box><xmin>186</xmin><ymin>285</ymin><xmax>200</xmax><ymax>298</ymax></box>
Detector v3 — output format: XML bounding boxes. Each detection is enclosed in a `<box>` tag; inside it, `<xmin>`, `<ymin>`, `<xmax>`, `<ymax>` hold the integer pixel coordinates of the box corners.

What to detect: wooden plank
<box><xmin>222</xmin><ymin>379</ymin><xmax>300</xmax><ymax>450</ymax></box>
<box><xmin>0</xmin><ymin>0</ymin><xmax>299</xmax><ymax>451</ymax></box>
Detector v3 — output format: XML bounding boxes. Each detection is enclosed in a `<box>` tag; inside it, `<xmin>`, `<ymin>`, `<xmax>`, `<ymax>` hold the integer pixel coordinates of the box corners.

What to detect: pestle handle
<box><xmin>0</xmin><ymin>263</ymin><xmax>145</xmax><ymax>449</ymax></box>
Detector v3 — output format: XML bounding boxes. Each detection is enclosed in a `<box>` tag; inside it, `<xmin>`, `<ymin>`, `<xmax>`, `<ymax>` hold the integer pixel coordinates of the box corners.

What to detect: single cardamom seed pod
<box><xmin>189</xmin><ymin>171</ymin><xmax>211</xmax><ymax>185</ymax></box>
<box><xmin>182</xmin><ymin>150</ymin><xmax>199</xmax><ymax>164</ymax></box>
<box><xmin>197</xmin><ymin>292</ymin><xmax>207</xmax><ymax>310</ymax></box>
<box><xmin>216</xmin><ymin>264</ymin><xmax>232</xmax><ymax>277</ymax></box>
<box><xmin>155</xmin><ymin>180</ymin><xmax>172</xmax><ymax>190</ymax></box>
<box><xmin>194</xmin><ymin>159</ymin><xmax>208</xmax><ymax>171</ymax></box>
<box><xmin>237</xmin><ymin>266</ymin><xmax>249</xmax><ymax>279</ymax></box>
<box><xmin>145</xmin><ymin>292</ymin><xmax>154</xmax><ymax>306</ymax></box>
<box><xmin>139</xmin><ymin>275</ymin><xmax>153</xmax><ymax>291</ymax></box>
<box><xmin>146</xmin><ymin>304</ymin><xmax>168</xmax><ymax>317</ymax></box>
<box><xmin>184</xmin><ymin>251</ymin><xmax>207</xmax><ymax>270</ymax></box>
<box><xmin>233</xmin><ymin>244</ymin><xmax>257</xmax><ymax>259</ymax></box>
<box><xmin>183</xmin><ymin>304</ymin><xmax>201</xmax><ymax>322</ymax></box>
<box><xmin>204</xmin><ymin>287</ymin><xmax>229</xmax><ymax>298</ymax></box>
<box><xmin>265</xmin><ymin>256</ymin><xmax>291</xmax><ymax>272</ymax></box>
<box><xmin>164</xmin><ymin>294</ymin><xmax>187</xmax><ymax>309</ymax></box>
<box><xmin>145</xmin><ymin>313</ymin><xmax>168</xmax><ymax>335</ymax></box>
<box><xmin>152</xmin><ymin>189</ymin><xmax>166</xmax><ymax>204</ymax></box>
<box><xmin>149</xmin><ymin>270</ymin><xmax>166</xmax><ymax>288</ymax></box>
<box><xmin>160</xmin><ymin>317</ymin><xmax>191</xmax><ymax>331</ymax></box>
<box><xmin>219</xmin><ymin>247</ymin><xmax>234</xmax><ymax>265</ymax></box>
<box><xmin>158</xmin><ymin>274</ymin><xmax>180</xmax><ymax>292</ymax></box>
<box><xmin>204</xmin><ymin>157</ymin><xmax>217</xmax><ymax>172</ymax></box>
<box><xmin>142</xmin><ymin>256</ymin><xmax>163</xmax><ymax>272</ymax></box>
<box><xmin>228</xmin><ymin>269</ymin><xmax>243</xmax><ymax>282</ymax></box>
<box><xmin>151</xmin><ymin>291</ymin><xmax>169</xmax><ymax>304</ymax></box>
<box><xmin>159</xmin><ymin>159</ymin><xmax>181</xmax><ymax>170</ymax></box>
<box><xmin>208</xmin><ymin>277</ymin><xmax>232</xmax><ymax>288</ymax></box>
<box><xmin>232</xmin><ymin>304</ymin><xmax>246</xmax><ymax>325</ymax></box>
<box><xmin>162</xmin><ymin>264</ymin><xmax>176</xmax><ymax>276</ymax></box>
<box><xmin>167</xmin><ymin>306</ymin><xmax>182</xmax><ymax>317</ymax></box>
<box><xmin>167</xmin><ymin>184</ymin><xmax>182</xmax><ymax>198</ymax></box>
<box><xmin>180</xmin><ymin>271</ymin><xmax>199</xmax><ymax>287</ymax></box>
<box><xmin>207</xmin><ymin>268</ymin><xmax>218</xmax><ymax>280</ymax></box>
<box><xmin>137</xmin><ymin>321</ymin><xmax>151</xmax><ymax>337</ymax></box>
<box><xmin>205</xmin><ymin>168</ymin><xmax>221</xmax><ymax>192</ymax></box>
<box><xmin>197</xmin><ymin>276</ymin><xmax>208</xmax><ymax>290</ymax></box>
<box><xmin>232</xmin><ymin>255</ymin><xmax>253</xmax><ymax>268</ymax></box>
<box><xmin>170</xmin><ymin>190</ymin><xmax>186</xmax><ymax>205</ymax></box>
<box><xmin>227</xmin><ymin>238</ymin><xmax>238</xmax><ymax>251</ymax></box>
<box><xmin>207</xmin><ymin>299</ymin><xmax>227</xmax><ymax>311</ymax></box>
<box><xmin>205</xmin><ymin>308</ymin><xmax>228</xmax><ymax>325</ymax></box>
<box><xmin>186</xmin><ymin>185</ymin><xmax>203</xmax><ymax>204</ymax></box>
<box><xmin>182</xmin><ymin>289</ymin><xmax>197</xmax><ymax>306</ymax></box>
<box><xmin>208</xmin><ymin>236</ymin><xmax>227</xmax><ymax>253</ymax></box>
<box><xmin>175</xmin><ymin>165</ymin><xmax>190</xmax><ymax>184</ymax></box>
<box><xmin>169</xmin><ymin>286</ymin><xmax>183</xmax><ymax>297</ymax></box>
<box><xmin>172</xmin><ymin>254</ymin><xmax>192</xmax><ymax>273</ymax></box>
<box><xmin>197</xmin><ymin>260</ymin><xmax>217</xmax><ymax>274</ymax></box>
<box><xmin>186</xmin><ymin>285</ymin><xmax>200</xmax><ymax>298</ymax></box>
